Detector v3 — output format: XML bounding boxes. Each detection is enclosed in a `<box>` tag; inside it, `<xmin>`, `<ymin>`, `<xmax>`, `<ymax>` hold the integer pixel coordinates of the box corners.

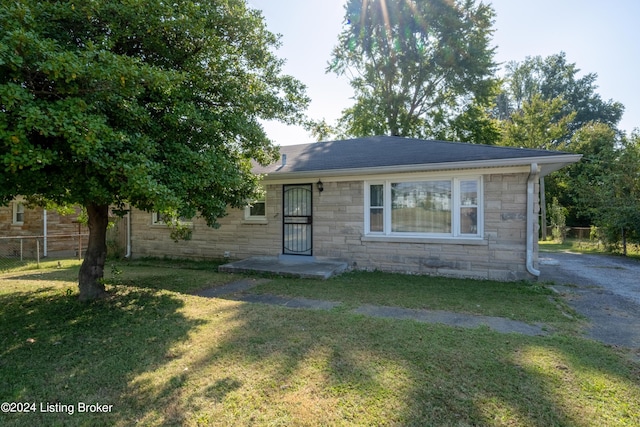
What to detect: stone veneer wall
<box><xmin>312</xmin><ymin>173</ymin><xmax>536</xmax><ymax>281</ymax></box>
<box><xmin>130</xmin><ymin>184</ymin><xmax>283</xmax><ymax>260</ymax></box>
<box><xmin>130</xmin><ymin>172</ymin><xmax>538</xmax><ymax>280</ymax></box>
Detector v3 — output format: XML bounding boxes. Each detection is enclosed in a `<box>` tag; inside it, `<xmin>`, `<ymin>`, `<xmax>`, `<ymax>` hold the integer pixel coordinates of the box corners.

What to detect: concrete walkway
<box><xmin>354</xmin><ymin>304</ymin><xmax>546</xmax><ymax>336</ymax></box>
<box><xmin>193</xmin><ymin>278</ymin><xmax>272</xmax><ymax>298</ymax></box>
<box><xmin>194</xmin><ymin>279</ymin><xmax>547</xmax><ymax>337</ymax></box>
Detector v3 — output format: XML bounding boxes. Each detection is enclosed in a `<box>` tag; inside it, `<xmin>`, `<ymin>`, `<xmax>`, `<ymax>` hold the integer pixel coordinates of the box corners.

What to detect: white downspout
<box><xmin>526</xmin><ymin>163</ymin><xmax>540</xmax><ymax>277</ymax></box>
<box><xmin>43</xmin><ymin>209</ymin><xmax>48</xmax><ymax>257</ymax></box>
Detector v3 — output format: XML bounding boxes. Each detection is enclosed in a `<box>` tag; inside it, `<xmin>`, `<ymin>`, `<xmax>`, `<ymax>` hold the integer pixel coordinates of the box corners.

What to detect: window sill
<box><xmin>362</xmin><ymin>235</ymin><xmax>487</xmax><ymax>245</ymax></box>
<box><xmin>242</xmin><ymin>218</ymin><xmax>268</xmax><ymax>225</ymax></box>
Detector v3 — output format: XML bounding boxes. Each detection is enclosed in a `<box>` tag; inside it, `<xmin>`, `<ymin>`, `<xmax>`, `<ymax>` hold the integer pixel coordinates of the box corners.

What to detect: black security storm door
<box><xmin>283</xmin><ymin>184</ymin><xmax>312</xmax><ymax>255</ymax></box>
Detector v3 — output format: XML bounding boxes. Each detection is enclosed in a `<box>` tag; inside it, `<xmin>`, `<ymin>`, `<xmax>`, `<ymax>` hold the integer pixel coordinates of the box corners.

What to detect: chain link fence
<box><xmin>544</xmin><ymin>226</ymin><xmax>593</xmax><ymax>241</ymax></box>
<box><xmin>0</xmin><ymin>234</ymin><xmax>88</xmax><ymax>271</ymax></box>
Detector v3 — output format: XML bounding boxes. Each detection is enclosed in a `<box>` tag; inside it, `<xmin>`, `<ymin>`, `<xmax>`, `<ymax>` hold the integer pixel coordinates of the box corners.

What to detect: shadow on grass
<box><xmin>2</xmin><ymin>264</ymin><xmax>638</xmax><ymax>425</ymax></box>
<box><xmin>0</xmin><ymin>287</ymin><xmax>205</xmax><ymax>426</ymax></box>
<box><xmin>0</xmin><ymin>267</ymin><xmax>81</xmax><ymax>284</ymax></box>
<box><xmin>85</xmin><ymin>266</ymin><xmax>636</xmax><ymax>424</ymax></box>
<box><xmin>2</xmin><ymin>261</ymin><xmax>236</xmax><ymax>295</ymax></box>
<box><xmin>183</xmin><ymin>303</ymin><xmax>640</xmax><ymax>425</ymax></box>
<box><xmin>120</xmin><ymin>257</ymin><xmax>230</xmax><ymax>270</ymax></box>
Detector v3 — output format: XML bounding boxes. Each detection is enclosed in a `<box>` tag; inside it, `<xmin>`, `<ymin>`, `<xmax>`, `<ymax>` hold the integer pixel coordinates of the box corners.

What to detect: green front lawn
<box><xmin>0</xmin><ymin>259</ymin><xmax>638</xmax><ymax>426</ymax></box>
<box><xmin>249</xmin><ymin>271</ymin><xmax>578</xmax><ymax>331</ymax></box>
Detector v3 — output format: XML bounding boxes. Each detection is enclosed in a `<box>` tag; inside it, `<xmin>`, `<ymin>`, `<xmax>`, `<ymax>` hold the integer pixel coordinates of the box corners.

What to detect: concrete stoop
<box><xmin>218</xmin><ymin>256</ymin><xmax>348</xmax><ymax>279</ymax></box>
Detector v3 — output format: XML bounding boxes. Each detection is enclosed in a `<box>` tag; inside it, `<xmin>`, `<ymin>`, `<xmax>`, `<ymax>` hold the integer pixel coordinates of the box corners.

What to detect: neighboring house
<box><xmin>130</xmin><ymin>136</ymin><xmax>581</xmax><ymax>280</ymax></box>
<box><xmin>0</xmin><ymin>198</ymin><xmax>88</xmax><ymax>258</ymax></box>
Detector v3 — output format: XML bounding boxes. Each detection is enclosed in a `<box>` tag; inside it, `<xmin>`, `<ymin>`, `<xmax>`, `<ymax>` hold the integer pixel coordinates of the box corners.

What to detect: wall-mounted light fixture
<box><xmin>316</xmin><ymin>179</ymin><xmax>324</xmax><ymax>193</ymax></box>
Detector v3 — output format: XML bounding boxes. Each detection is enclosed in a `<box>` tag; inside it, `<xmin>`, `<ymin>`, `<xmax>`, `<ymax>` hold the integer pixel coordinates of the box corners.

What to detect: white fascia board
<box><xmin>262</xmin><ymin>169</ymin><xmax>508</xmax><ymax>185</ymax></box>
<box><xmin>259</xmin><ymin>154</ymin><xmax>582</xmax><ymax>183</ymax></box>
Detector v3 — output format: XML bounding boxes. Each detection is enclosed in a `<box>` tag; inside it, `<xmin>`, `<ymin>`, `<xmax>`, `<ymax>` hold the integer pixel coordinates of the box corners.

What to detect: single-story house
<box><xmin>130</xmin><ymin>136</ymin><xmax>581</xmax><ymax>280</ymax></box>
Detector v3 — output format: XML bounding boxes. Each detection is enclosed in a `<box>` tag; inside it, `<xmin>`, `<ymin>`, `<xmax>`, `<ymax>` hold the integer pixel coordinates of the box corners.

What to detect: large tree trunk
<box><xmin>78</xmin><ymin>204</ymin><xmax>110</xmax><ymax>301</ymax></box>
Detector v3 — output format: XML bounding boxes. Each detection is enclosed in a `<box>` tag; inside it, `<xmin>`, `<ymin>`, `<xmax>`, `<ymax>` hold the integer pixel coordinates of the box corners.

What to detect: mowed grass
<box><xmin>540</xmin><ymin>238</ymin><xmax>640</xmax><ymax>259</ymax></box>
<box><xmin>0</xmin><ymin>259</ymin><xmax>638</xmax><ymax>426</ymax></box>
<box><xmin>250</xmin><ymin>271</ymin><xmax>576</xmax><ymax>329</ymax></box>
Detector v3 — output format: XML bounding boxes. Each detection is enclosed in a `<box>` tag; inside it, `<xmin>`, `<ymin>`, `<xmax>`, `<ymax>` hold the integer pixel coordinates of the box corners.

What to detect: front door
<box><xmin>283</xmin><ymin>184</ymin><xmax>312</xmax><ymax>255</ymax></box>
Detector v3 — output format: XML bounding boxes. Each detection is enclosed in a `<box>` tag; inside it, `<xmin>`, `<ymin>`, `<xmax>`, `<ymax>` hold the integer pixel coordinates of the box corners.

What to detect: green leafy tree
<box><xmin>0</xmin><ymin>0</ymin><xmax>309</xmax><ymax>300</ymax></box>
<box><xmin>498</xmin><ymin>52</ymin><xmax>624</xmax><ymax>142</ymax></box>
<box><xmin>446</xmin><ymin>95</ymin><xmax>502</xmax><ymax>145</ymax></box>
<box><xmin>305</xmin><ymin>118</ymin><xmax>339</xmax><ymax>142</ymax></box>
<box><xmin>546</xmin><ymin>122</ymin><xmax>617</xmax><ymax>226</ymax></box>
<box><xmin>499</xmin><ymin>94</ymin><xmax>576</xmax><ymax>150</ymax></box>
<box><xmin>549</xmin><ymin>197</ymin><xmax>567</xmax><ymax>242</ymax></box>
<box><xmin>572</xmin><ymin>127</ymin><xmax>640</xmax><ymax>254</ymax></box>
<box><xmin>328</xmin><ymin>0</ymin><xmax>498</xmax><ymax>139</ymax></box>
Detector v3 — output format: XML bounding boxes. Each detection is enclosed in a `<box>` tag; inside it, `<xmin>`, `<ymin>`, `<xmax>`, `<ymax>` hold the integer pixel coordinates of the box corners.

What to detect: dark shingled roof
<box><xmin>254</xmin><ymin>136</ymin><xmax>581</xmax><ymax>177</ymax></box>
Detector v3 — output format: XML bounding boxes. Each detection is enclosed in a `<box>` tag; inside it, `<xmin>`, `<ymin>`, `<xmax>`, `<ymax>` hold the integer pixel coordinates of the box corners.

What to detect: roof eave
<box><xmin>259</xmin><ymin>154</ymin><xmax>582</xmax><ymax>180</ymax></box>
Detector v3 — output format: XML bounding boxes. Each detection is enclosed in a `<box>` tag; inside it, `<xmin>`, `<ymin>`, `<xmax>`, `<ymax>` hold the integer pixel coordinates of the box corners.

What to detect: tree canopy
<box><xmin>496</xmin><ymin>52</ymin><xmax>624</xmax><ymax>141</ymax></box>
<box><xmin>327</xmin><ymin>0</ymin><xmax>497</xmax><ymax>139</ymax></box>
<box><xmin>570</xmin><ymin>126</ymin><xmax>640</xmax><ymax>252</ymax></box>
<box><xmin>499</xmin><ymin>94</ymin><xmax>575</xmax><ymax>150</ymax></box>
<box><xmin>0</xmin><ymin>0</ymin><xmax>309</xmax><ymax>299</ymax></box>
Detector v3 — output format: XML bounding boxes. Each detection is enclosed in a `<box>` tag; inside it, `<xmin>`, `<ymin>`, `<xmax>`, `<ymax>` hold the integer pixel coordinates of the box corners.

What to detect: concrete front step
<box><xmin>218</xmin><ymin>256</ymin><xmax>348</xmax><ymax>279</ymax></box>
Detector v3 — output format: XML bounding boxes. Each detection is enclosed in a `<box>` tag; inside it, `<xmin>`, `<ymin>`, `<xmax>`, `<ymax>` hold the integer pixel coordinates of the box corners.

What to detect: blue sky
<box><xmin>250</xmin><ymin>0</ymin><xmax>640</xmax><ymax>145</ymax></box>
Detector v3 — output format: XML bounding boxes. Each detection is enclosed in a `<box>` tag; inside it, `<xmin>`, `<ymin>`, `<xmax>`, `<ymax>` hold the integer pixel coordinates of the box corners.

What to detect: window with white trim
<box><xmin>369</xmin><ymin>184</ymin><xmax>384</xmax><ymax>232</ymax></box>
<box><xmin>12</xmin><ymin>201</ymin><xmax>25</xmax><ymax>225</ymax></box>
<box><xmin>244</xmin><ymin>198</ymin><xmax>266</xmax><ymax>221</ymax></box>
<box><xmin>365</xmin><ymin>176</ymin><xmax>483</xmax><ymax>238</ymax></box>
<box><xmin>459</xmin><ymin>179</ymin><xmax>479</xmax><ymax>235</ymax></box>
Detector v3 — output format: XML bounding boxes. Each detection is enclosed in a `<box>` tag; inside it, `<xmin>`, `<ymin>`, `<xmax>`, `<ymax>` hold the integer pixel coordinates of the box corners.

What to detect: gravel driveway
<box><xmin>539</xmin><ymin>251</ymin><xmax>640</xmax><ymax>350</ymax></box>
